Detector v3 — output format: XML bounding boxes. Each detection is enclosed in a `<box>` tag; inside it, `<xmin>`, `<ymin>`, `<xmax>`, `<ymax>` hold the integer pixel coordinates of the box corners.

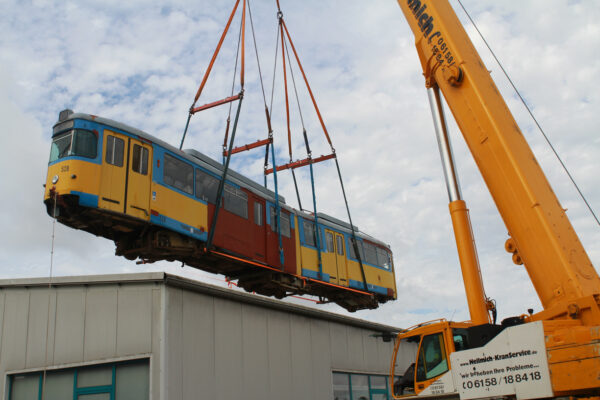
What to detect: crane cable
<box><xmin>273</xmin><ymin>2</ymin><xmax>369</xmax><ymax>292</ymax></box>
<box><xmin>457</xmin><ymin>0</ymin><xmax>599</xmax><ymax>226</ymax></box>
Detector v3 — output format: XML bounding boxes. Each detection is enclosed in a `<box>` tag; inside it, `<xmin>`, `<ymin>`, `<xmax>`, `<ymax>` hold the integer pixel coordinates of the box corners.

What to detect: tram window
<box><xmin>195</xmin><ymin>170</ymin><xmax>219</xmax><ymax>203</ymax></box>
<box><xmin>377</xmin><ymin>247</ymin><xmax>391</xmax><ymax>270</ymax></box>
<box><xmin>364</xmin><ymin>243</ymin><xmax>378</xmax><ymax>266</ymax></box>
<box><xmin>349</xmin><ymin>240</ymin><xmax>365</xmax><ymax>260</ymax></box>
<box><xmin>254</xmin><ymin>202</ymin><xmax>262</xmax><ymax>226</ymax></box>
<box><xmin>416</xmin><ymin>333</ymin><xmax>448</xmax><ymax>381</ymax></box>
<box><xmin>72</xmin><ymin>130</ymin><xmax>97</xmax><ymax>158</ymax></box>
<box><xmin>132</xmin><ymin>144</ymin><xmax>148</xmax><ymax>175</ymax></box>
<box><xmin>224</xmin><ymin>185</ymin><xmax>248</xmax><ymax>219</ymax></box>
<box><xmin>304</xmin><ymin>221</ymin><xmax>316</xmax><ymax>247</ymax></box>
<box><xmin>164</xmin><ymin>153</ymin><xmax>193</xmax><ymax>195</ymax></box>
<box><xmin>336</xmin><ymin>235</ymin><xmax>344</xmax><ymax>256</ymax></box>
<box><xmin>270</xmin><ymin>208</ymin><xmax>291</xmax><ymax>238</ymax></box>
<box><xmin>105</xmin><ymin>135</ymin><xmax>124</xmax><ymax>167</ymax></box>
<box><xmin>50</xmin><ymin>129</ymin><xmax>98</xmax><ymax>163</ymax></box>
<box><xmin>326</xmin><ymin>232</ymin><xmax>334</xmax><ymax>252</ymax></box>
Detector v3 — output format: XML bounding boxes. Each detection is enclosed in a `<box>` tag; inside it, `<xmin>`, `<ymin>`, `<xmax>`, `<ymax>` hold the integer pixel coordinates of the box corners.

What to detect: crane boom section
<box><xmin>396</xmin><ymin>0</ymin><xmax>599</xmax><ymax>316</ymax></box>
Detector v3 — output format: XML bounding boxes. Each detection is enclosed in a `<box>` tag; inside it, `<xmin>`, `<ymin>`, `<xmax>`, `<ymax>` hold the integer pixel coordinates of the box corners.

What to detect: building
<box><xmin>0</xmin><ymin>272</ymin><xmax>414</xmax><ymax>399</ymax></box>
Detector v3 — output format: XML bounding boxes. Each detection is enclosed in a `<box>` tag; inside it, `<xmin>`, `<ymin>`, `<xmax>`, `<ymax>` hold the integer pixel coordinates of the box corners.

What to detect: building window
<box><xmin>164</xmin><ymin>153</ymin><xmax>193</xmax><ymax>195</ymax></box>
<box><xmin>332</xmin><ymin>372</ymin><xmax>394</xmax><ymax>400</ymax></box>
<box><xmin>8</xmin><ymin>359</ymin><xmax>149</xmax><ymax>400</ymax></box>
<box><xmin>105</xmin><ymin>135</ymin><xmax>124</xmax><ymax>167</ymax></box>
<box><xmin>132</xmin><ymin>144</ymin><xmax>149</xmax><ymax>175</ymax></box>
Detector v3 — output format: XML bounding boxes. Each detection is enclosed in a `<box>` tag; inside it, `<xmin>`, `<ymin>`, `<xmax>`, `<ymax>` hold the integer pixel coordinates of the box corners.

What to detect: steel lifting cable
<box><xmin>264</xmin><ymin>18</ymin><xmax>281</xmax><ymax>187</ymax></box>
<box><xmin>281</xmin><ymin>31</ymin><xmax>324</xmax><ymax>278</ymax></box>
<box><xmin>456</xmin><ymin>0</ymin><xmax>599</xmax><ymax>226</ymax></box>
<box><xmin>222</xmin><ymin>13</ymin><xmax>244</xmax><ymax>163</ymax></box>
<box><xmin>180</xmin><ymin>0</ymin><xmax>242</xmax><ymax>150</ymax></box>
<box><xmin>275</xmin><ymin>5</ymin><xmax>370</xmax><ymax>292</ymax></box>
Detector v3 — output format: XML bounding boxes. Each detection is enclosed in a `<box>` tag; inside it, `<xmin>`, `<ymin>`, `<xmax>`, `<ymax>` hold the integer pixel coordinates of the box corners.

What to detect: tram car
<box><xmin>44</xmin><ymin>110</ymin><xmax>397</xmax><ymax>311</ymax></box>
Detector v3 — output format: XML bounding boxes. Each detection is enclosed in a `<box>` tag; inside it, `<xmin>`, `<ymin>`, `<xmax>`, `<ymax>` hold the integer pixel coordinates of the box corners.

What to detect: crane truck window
<box><xmin>50</xmin><ymin>129</ymin><xmax>97</xmax><ymax>163</ymax></box>
<box><xmin>416</xmin><ymin>333</ymin><xmax>449</xmax><ymax>382</ymax></box>
<box><xmin>105</xmin><ymin>135</ymin><xmax>124</xmax><ymax>167</ymax></box>
<box><xmin>163</xmin><ymin>153</ymin><xmax>193</xmax><ymax>195</ymax></box>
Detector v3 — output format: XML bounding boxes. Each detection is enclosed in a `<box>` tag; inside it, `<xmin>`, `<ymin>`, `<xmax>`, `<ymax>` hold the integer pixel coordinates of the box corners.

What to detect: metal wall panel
<box><xmin>25</xmin><ymin>289</ymin><xmax>51</xmax><ymax>368</ymax></box>
<box><xmin>165</xmin><ymin>287</ymin><xmax>183</xmax><ymax>400</ymax></box>
<box><xmin>241</xmin><ymin>304</ymin><xmax>269</xmax><ymax>400</ymax></box>
<box><xmin>214</xmin><ymin>298</ymin><xmax>243</xmax><ymax>400</ymax></box>
<box><xmin>1</xmin><ymin>289</ymin><xmax>29</xmax><ymax>371</ymax></box>
<box><xmin>329</xmin><ymin>322</ymin><xmax>349</xmax><ymax>369</ymax></box>
<box><xmin>116</xmin><ymin>285</ymin><xmax>152</xmax><ymax>355</ymax></box>
<box><xmin>181</xmin><ymin>290</ymin><xmax>215</xmax><ymax>400</ymax></box>
<box><xmin>347</xmin><ymin>327</ymin><xmax>366</xmax><ymax>371</ymax></box>
<box><xmin>53</xmin><ymin>288</ymin><xmax>85</xmax><ymax>365</ymax></box>
<box><xmin>310</xmin><ymin>318</ymin><xmax>333</xmax><ymax>400</ymax></box>
<box><xmin>84</xmin><ymin>286</ymin><xmax>118</xmax><ymax>361</ymax></box>
<box><xmin>267</xmin><ymin>312</ymin><xmax>293</xmax><ymax>399</ymax></box>
<box><xmin>289</xmin><ymin>315</ymin><xmax>313</xmax><ymax>400</ymax></box>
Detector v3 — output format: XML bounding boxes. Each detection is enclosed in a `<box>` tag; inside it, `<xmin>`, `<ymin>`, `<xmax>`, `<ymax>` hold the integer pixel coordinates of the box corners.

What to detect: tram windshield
<box><xmin>49</xmin><ymin>129</ymin><xmax>97</xmax><ymax>163</ymax></box>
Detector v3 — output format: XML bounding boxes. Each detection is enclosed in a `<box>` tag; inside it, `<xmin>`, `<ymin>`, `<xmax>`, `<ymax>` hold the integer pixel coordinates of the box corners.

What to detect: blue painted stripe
<box><xmin>71</xmin><ymin>191</ymin><xmax>98</xmax><ymax>208</ymax></box>
<box><xmin>348</xmin><ymin>279</ymin><xmax>389</xmax><ymax>295</ymax></box>
<box><xmin>302</xmin><ymin>268</ymin><xmax>330</xmax><ymax>282</ymax></box>
<box><xmin>150</xmin><ymin>213</ymin><xmax>208</xmax><ymax>242</ymax></box>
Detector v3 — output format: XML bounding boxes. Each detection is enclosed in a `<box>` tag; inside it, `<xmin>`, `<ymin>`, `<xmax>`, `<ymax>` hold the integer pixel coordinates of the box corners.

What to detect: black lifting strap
<box><xmin>206</xmin><ymin>92</ymin><xmax>244</xmax><ymax>250</ymax></box>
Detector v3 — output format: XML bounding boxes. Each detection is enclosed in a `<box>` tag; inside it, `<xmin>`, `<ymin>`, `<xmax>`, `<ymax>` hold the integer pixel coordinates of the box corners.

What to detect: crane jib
<box><xmin>406</xmin><ymin>0</ymin><xmax>457</xmax><ymax>68</ymax></box>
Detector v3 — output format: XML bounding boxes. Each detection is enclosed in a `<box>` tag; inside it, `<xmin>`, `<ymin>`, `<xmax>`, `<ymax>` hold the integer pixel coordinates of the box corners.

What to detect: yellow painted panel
<box><xmin>151</xmin><ymin>183</ymin><xmax>207</xmax><ymax>231</ymax></box>
<box><xmin>44</xmin><ymin>160</ymin><xmax>101</xmax><ymax>200</ymax></box>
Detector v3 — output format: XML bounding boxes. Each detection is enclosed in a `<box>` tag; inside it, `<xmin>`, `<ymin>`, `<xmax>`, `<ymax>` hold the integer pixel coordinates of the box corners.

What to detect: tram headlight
<box><xmin>52</xmin><ymin>175</ymin><xmax>59</xmax><ymax>184</ymax></box>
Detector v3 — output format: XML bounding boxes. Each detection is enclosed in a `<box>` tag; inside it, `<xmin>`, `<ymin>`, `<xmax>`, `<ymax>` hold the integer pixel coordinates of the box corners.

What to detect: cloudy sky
<box><xmin>1</xmin><ymin>0</ymin><xmax>598</xmax><ymax>329</ymax></box>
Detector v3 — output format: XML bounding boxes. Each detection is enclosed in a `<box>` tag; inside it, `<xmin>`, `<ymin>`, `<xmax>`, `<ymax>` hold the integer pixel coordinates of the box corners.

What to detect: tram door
<box><xmin>334</xmin><ymin>232</ymin><xmax>348</xmax><ymax>286</ymax></box>
<box><xmin>251</xmin><ymin>195</ymin><xmax>266</xmax><ymax>262</ymax></box>
<box><xmin>324</xmin><ymin>230</ymin><xmax>348</xmax><ymax>286</ymax></box>
<box><xmin>99</xmin><ymin>130</ymin><xmax>128</xmax><ymax>212</ymax></box>
<box><xmin>125</xmin><ymin>139</ymin><xmax>152</xmax><ymax>221</ymax></box>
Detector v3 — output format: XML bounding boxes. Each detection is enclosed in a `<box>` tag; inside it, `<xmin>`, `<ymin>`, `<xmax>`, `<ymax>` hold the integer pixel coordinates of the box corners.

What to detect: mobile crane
<box><xmin>389</xmin><ymin>0</ymin><xmax>600</xmax><ymax>398</ymax></box>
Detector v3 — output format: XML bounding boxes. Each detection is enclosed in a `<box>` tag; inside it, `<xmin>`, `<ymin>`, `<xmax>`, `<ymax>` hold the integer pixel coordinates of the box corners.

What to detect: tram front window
<box><xmin>50</xmin><ymin>129</ymin><xmax>97</xmax><ymax>162</ymax></box>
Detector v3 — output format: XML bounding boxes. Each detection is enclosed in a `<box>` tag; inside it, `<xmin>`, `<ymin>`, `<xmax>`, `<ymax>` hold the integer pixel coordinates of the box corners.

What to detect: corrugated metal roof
<box><xmin>0</xmin><ymin>272</ymin><xmax>401</xmax><ymax>333</ymax></box>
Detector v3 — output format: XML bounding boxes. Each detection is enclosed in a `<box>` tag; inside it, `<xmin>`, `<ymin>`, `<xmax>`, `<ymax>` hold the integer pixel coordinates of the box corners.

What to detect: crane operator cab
<box><xmin>391</xmin><ymin>320</ymin><xmax>505</xmax><ymax>398</ymax></box>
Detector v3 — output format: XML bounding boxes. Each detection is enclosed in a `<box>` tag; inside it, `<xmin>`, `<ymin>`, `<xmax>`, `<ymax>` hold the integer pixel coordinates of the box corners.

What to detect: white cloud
<box><xmin>0</xmin><ymin>0</ymin><xmax>598</xmax><ymax>331</ymax></box>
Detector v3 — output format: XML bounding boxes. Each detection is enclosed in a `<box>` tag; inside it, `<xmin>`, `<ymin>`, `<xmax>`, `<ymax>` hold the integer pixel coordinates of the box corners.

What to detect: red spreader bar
<box><xmin>190</xmin><ymin>93</ymin><xmax>242</xmax><ymax>115</ymax></box>
<box><xmin>224</xmin><ymin>138</ymin><xmax>271</xmax><ymax>156</ymax></box>
<box><xmin>265</xmin><ymin>153</ymin><xmax>335</xmax><ymax>175</ymax></box>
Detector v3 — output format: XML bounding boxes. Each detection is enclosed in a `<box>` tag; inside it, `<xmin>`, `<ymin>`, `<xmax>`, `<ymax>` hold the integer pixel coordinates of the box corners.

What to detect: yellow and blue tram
<box><xmin>44</xmin><ymin>110</ymin><xmax>396</xmax><ymax>310</ymax></box>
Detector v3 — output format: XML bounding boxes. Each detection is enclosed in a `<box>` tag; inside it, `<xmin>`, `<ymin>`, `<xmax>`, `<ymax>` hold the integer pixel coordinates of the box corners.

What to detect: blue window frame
<box><xmin>332</xmin><ymin>372</ymin><xmax>395</xmax><ymax>400</ymax></box>
<box><xmin>8</xmin><ymin>359</ymin><xmax>148</xmax><ymax>400</ymax></box>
